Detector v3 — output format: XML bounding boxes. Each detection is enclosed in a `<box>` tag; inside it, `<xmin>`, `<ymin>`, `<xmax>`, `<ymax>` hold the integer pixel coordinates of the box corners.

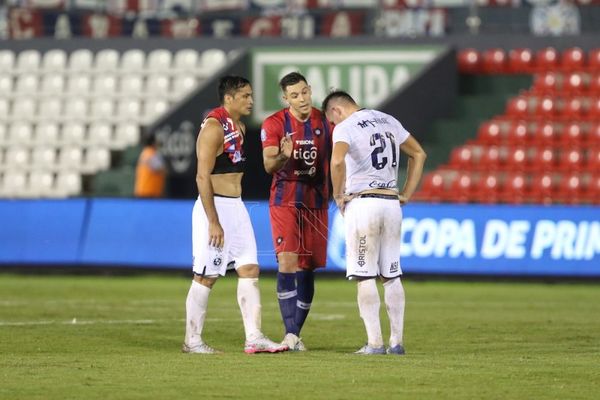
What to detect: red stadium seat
<box><xmin>589</xmin><ymin>97</ymin><xmax>600</xmax><ymax>118</ymax></box>
<box><xmin>534</xmin><ymin>96</ymin><xmax>557</xmax><ymax>118</ymax></box>
<box><xmin>558</xmin><ymin>148</ymin><xmax>584</xmax><ymax>171</ymax></box>
<box><xmin>563</xmin><ymin>72</ymin><xmax>585</xmax><ymax>93</ymax></box>
<box><xmin>529</xmin><ymin>173</ymin><xmax>554</xmax><ymax>204</ymax></box>
<box><xmin>530</xmin><ymin>147</ymin><xmax>556</xmax><ymax>172</ymax></box>
<box><xmin>508</xmin><ymin>48</ymin><xmax>534</xmax><ymax>74</ymax></box>
<box><xmin>477</xmin><ymin>121</ymin><xmax>502</xmax><ymax>144</ymax></box>
<box><xmin>535</xmin><ymin>47</ymin><xmax>559</xmax><ymax>72</ymax></box>
<box><xmin>533</xmin><ymin>72</ymin><xmax>559</xmax><ymax>94</ymax></box>
<box><xmin>590</xmin><ymin>74</ymin><xmax>600</xmax><ymax>94</ymax></box>
<box><xmin>449</xmin><ymin>145</ymin><xmax>475</xmax><ymax>170</ymax></box>
<box><xmin>448</xmin><ymin>173</ymin><xmax>474</xmax><ymax>203</ymax></box>
<box><xmin>556</xmin><ymin>174</ymin><xmax>582</xmax><ymax>204</ymax></box>
<box><xmin>480</xmin><ymin>146</ymin><xmax>501</xmax><ymax>170</ymax></box>
<box><xmin>507</xmin><ymin>121</ymin><xmax>529</xmax><ymax>145</ymax></box>
<box><xmin>587</xmin><ymin>124</ymin><xmax>600</xmax><ymax>147</ymax></box>
<box><xmin>473</xmin><ymin>173</ymin><xmax>500</xmax><ymax>204</ymax></box>
<box><xmin>500</xmin><ymin>173</ymin><xmax>527</xmax><ymax>204</ymax></box>
<box><xmin>506</xmin><ymin>96</ymin><xmax>529</xmax><ymax>118</ymax></box>
<box><xmin>562</xmin><ymin>97</ymin><xmax>586</xmax><ymax>119</ymax></box>
<box><xmin>561</xmin><ymin>47</ymin><xmax>585</xmax><ymax>71</ymax></box>
<box><xmin>589</xmin><ymin>48</ymin><xmax>600</xmax><ymax>71</ymax></box>
<box><xmin>505</xmin><ymin>146</ymin><xmax>529</xmax><ymax>171</ymax></box>
<box><xmin>532</xmin><ymin>122</ymin><xmax>560</xmax><ymax>146</ymax></box>
<box><xmin>417</xmin><ymin>172</ymin><xmax>446</xmax><ymax>202</ymax></box>
<box><xmin>560</xmin><ymin>122</ymin><xmax>585</xmax><ymax>146</ymax></box>
<box><xmin>457</xmin><ymin>48</ymin><xmax>481</xmax><ymax>74</ymax></box>
<box><xmin>482</xmin><ymin>48</ymin><xmax>507</xmax><ymax>74</ymax></box>
<box><xmin>583</xmin><ymin>174</ymin><xmax>600</xmax><ymax>204</ymax></box>
<box><xmin>586</xmin><ymin>147</ymin><xmax>600</xmax><ymax>171</ymax></box>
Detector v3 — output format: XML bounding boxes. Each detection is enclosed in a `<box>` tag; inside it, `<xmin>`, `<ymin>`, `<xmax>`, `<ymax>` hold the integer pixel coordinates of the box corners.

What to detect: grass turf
<box><xmin>0</xmin><ymin>274</ymin><xmax>599</xmax><ymax>399</ymax></box>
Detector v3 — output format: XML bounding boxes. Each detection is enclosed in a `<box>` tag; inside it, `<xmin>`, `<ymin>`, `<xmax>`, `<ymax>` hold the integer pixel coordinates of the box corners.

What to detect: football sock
<box><xmin>184</xmin><ymin>280</ymin><xmax>210</xmax><ymax>346</ymax></box>
<box><xmin>237</xmin><ymin>277</ymin><xmax>262</xmax><ymax>341</ymax></box>
<box><xmin>294</xmin><ymin>269</ymin><xmax>315</xmax><ymax>334</ymax></box>
<box><xmin>383</xmin><ymin>278</ymin><xmax>405</xmax><ymax>347</ymax></box>
<box><xmin>277</xmin><ymin>272</ymin><xmax>299</xmax><ymax>335</ymax></box>
<box><xmin>357</xmin><ymin>279</ymin><xmax>383</xmax><ymax>348</ymax></box>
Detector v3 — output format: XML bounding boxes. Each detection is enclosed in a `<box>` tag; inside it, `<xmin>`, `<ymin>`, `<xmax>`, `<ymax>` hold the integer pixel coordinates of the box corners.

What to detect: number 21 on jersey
<box><xmin>370</xmin><ymin>131</ymin><xmax>397</xmax><ymax>170</ymax></box>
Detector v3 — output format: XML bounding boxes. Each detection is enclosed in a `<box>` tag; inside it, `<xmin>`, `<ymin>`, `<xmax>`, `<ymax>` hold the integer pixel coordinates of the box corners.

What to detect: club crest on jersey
<box><xmin>260</xmin><ymin>129</ymin><xmax>267</xmax><ymax>142</ymax></box>
<box><xmin>232</xmin><ymin>151</ymin><xmax>242</xmax><ymax>163</ymax></box>
<box><xmin>314</xmin><ymin>128</ymin><xmax>321</xmax><ymax>136</ymax></box>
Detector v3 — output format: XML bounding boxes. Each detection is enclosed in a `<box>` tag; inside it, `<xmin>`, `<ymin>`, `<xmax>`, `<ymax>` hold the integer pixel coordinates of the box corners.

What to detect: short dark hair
<box><xmin>143</xmin><ymin>133</ymin><xmax>157</xmax><ymax>147</ymax></box>
<box><xmin>218</xmin><ymin>75</ymin><xmax>251</xmax><ymax>103</ymax></box>
<box><xmin>279</xmin><ymin>72</ymin><xmax>307</xmax><ymax>92</ymax></box>
<box><xmin>321</xmin><ymin>90</ymin><xmax>356</xmax><ymax>113</ymax></box>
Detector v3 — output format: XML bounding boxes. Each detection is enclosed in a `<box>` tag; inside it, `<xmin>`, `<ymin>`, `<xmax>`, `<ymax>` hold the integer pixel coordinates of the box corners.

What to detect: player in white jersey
<box><xmin>322</xmin><ymin>90</ymin><xmax>426</xmax><ymax>355</ymax></box>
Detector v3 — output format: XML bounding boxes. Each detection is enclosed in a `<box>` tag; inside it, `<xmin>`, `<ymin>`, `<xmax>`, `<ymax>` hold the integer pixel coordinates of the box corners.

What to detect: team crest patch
<box><xmin>260</xmin><ymin>129</ymin><xmax>267</xmax><ymax>142</ymax></box>
<box><xmin>213</xmin><ymin>257</ymin><xmax>222</xmax><ymax>266</ymax></box>
<box><xmin>314</xmin><ymin>128</ymin><xmax>321</xmax><ymax>136</ymax></box>
<box><xmin>276</xmin><ymin>236</ymin><xmax>283</xmax><ymax>245</ymax></box>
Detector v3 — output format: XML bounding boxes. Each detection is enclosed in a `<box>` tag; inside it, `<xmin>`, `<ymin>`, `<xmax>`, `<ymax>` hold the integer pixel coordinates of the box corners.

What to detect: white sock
<box><xmin>383</xmin><ymin>278</ymin><xmax>405</xmax><ymax>347</ymax></box>
<box><xmin>184</xmin><ymin>280</ymin><xmax>211</xmax><ymax>346</ymax></box>
<box><xmin>237</xmin><ymin>278</ymin><xmax>262</xmax><ymax>341</ymax></box>
<box><xmin>357</xmin><ymin>279</ymin><xmax>383</xmax><ymax>348</ymax></box>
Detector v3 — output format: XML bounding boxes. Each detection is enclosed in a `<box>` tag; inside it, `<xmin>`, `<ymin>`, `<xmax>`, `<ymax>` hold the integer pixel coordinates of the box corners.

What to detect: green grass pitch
<box><xmin>1</xmin><ymin>273</ymin><xmax>599</xmax><ymax>399</ymax></box>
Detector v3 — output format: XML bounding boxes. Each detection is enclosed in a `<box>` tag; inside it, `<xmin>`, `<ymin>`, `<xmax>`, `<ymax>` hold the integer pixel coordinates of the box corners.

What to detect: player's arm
<box><xmin>399</xmin><ymin>135</ymin><xmax>427</xmax><ymax>204</ymax></box>
<box><xmin>262</xmin><ymin>120</ymin><xmax>293</xmax><ymax>174</ymax></box>
<box><xmin>331</xmin><ymin>140</ymin><xmax>349</xmax><ymax>214</ymax></box>
<box><xmin>196</xmin><ymin>118</ymin><xmax>225</xmax><ymax>248</ymax></box>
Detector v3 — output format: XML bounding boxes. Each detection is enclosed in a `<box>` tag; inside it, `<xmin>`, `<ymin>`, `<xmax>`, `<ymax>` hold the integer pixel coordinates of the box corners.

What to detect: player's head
<box><xmin>218</xmin><ymin>75</ymin><xmax>253</xmax><ymax>116</ymax></box>
<box><xmin>279</xmin><ymin>72</ymin><xmax>312</xmax><ymax>119</ymax></box>
<box><xmin>322</xmin><ymin>90</ymin><xmax>358</xmax><ymax>125</ymax></box>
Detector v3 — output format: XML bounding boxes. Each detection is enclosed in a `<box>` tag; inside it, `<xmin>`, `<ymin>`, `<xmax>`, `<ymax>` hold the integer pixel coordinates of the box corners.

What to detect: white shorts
<box><xmin>344</xmin><ymin>194</ymin><xmax>403</xmax><ymax>279</ymax></box>
<box><xmin>192</xmin><ymin>195</ymin><xmax>258</xmax><ymax>276</ymax></box>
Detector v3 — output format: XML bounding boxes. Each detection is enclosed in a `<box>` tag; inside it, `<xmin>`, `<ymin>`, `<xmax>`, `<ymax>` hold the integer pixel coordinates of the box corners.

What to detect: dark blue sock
<box><xmin>277</xmin><ymin>272</ymin><xmax>299</xmax><ymax>335</ymax></box>
<box><xmin>294</xmin><ymin>270</ymin><xmax>315</xmax><ymax>334</ymax></box>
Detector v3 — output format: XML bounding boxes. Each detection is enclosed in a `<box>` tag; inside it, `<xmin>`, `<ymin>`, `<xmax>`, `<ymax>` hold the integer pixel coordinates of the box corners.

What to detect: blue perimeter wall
<box><xmin>0</xmin><ymin>199</ymin><xmax>598</xmax><ymax>277</ymax></box>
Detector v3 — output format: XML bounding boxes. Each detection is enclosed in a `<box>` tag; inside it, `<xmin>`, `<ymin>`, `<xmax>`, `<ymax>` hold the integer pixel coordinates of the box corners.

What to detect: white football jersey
<box><xmin>332</xmin><ymin>109</ymin><xmax>410</xmax><ymax>195</ymax></box>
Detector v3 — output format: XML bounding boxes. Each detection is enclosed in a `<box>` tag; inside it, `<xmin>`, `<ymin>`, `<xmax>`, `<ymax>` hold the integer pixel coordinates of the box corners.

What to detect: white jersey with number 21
<box><xmin>332</xmin><ymin>109</ymin><xmax>410</xmax><ymax>195</ymax></box>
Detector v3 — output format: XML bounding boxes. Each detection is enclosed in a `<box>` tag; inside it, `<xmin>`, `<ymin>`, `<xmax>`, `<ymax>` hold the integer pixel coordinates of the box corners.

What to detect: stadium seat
<box><xmin>68</xmin><ymin>49</ymin><xmax>94</xmax><ymax>72</ymax></box>
<box><xmin>532</xmin><ymin>122</ymin><xmax>559</xmax><ymax>146</ymax></box>
<box><xmin>556</xmin><ymin>173</ymin><xmax>582</xmax><ymax>204</ymax></box>
<box><xmin>0</xmin><ymin>170</ymin><xmax>27</xmax><ymax>197</ymax></box>
<box><xmin>38</xmin><ymin>98</ymin><xmax>63</xmax><ymax>120</ymax></box>
<box><xmin>589</xmin><ymin>97</ymin><xmax>600</xmax><ymax>118</ymax></box>
<box><xmin>0</xmin><ymin>50</ymin><xmax>15</xmax><ymax>73</ymax></box>
<box><xmin>93</xmin><ymin>75</ymin><xmax>118</xmax><ymax>95</ymax></box>
<box><xmin>508</xmin><ymin>48</ymin><xmax>534</xmax><ymax>74</ymax></box>
<box><xmin>34</xmin><ymin>123</ymin><xmax>60</xmax><ymax>146</ymax></box>
<box><xmin>146</xmin><ymin>74</ymin><xmax>171</xmax><ymax>95</ymax></box>
<box><xmin>15</xmin><ymin>74</ymin><xmax>38</xmax><ymax>95</ymax></box>
<box><xmin>88</xmin><ymin>123</ymin><xmax>113</xmax><ymax>147</ymax></box>
<box><xmin>27</xmin><ymin>170</ymin><xmax>55</xmax><ymax>198</ymax></box>
<box><xmin>41</xmin><ymin>49</ymin><xmax>67</xmax><ymax>72</ymax></box>
<box><xmin>447</xmin><ymin>173</ymin><xmax>474</xmax><ymax>203</ymax></box>
<box><xmin>83</xmin><ymin>147</ymin><xmax>111</xmax><ymax>173</ymax></box>
<box><xmin>95</xmin><ymin>49</ymin><xmax>120</xmax><ymax>73</ymax></box>
<box><xmin>31</xmin><ymin>147</ymin><xmax>57</xmax><ymax>170</ymax></box>
<box><xmin>199</xmin><ymin>48</ymin><xmax>227</xmax><ymax>75</ymax></box>
<box><xmin>5</xmin><ymin>147</ymin><xmax>30</xmax><ymax>169</ymax></box>
<box><xmin>533</xmin><ymin>72</ymin><xmax>559</xmax><ymax>94</ymax></box>
<box><xmin>506</xmin><ymin>96</ymin><xmax>529</xmax><ymax>118</ymax></box>
<box><xmin>457</xmin><ymin>48</ymin><xmax>481</xmax><ymax>74</ymax></box>
<box><xmin>66</xmin><ymin>75</ymin><xmax>92</xmax><ymax>94</ymax></box>
<box><xmin>560</xmin><ymin>122</ymin><xmax>585</xmax><ymax>146</ymax></box>
<box><xmin>563</xmin><ymin>72</ymin><xmax>585</xmax><ymax>93</ymax></box>
<box><xmin>121</xmin><ymin>49</ymin><xmax>146</xmax><ymax>73</ymax></box>
<box><xmin>173</xmin><ymin>49</ymin><xmax>199</xmax><ymax>73</ymax></box>
<box><xmin>561</xmin><ymin>47</ymin><xmax>585</xmax><ymax>71</ymax></box>
<box><xmin>90</xmin><ymin>98</ymin><xmax>116</xmax><ymax>120</ymax></box>
<box><xmin>120</xmin><ymin>75</ymin><xmax>144</xmax><ymax>95</ymax></box>
<box><xmin>583</xmin><ymin>174</ymin><xmax>600</xmax><ymax>204</ymax></box>
<box><xmin>16</xmin><ymin>50</ymin><xmax>41</xmax><ymax>72</ymax></box>
<box><xmin>586</xmin><ymin>148</ymin><xmax>600</xmax><ymax>171</ymax></box>
<box><xmin>117</xmin><ymin>99</ymin><xmax>142</xmax><ymax>120</ymax></box>
<box><xmin>505</xmin><ymin>147</ymin><xmax>528</xmax><ymax>171</ymax></box>
<box><xmin>7</xmin><ymin>123</ymin><xmax>33</xmax><ymax>146</ymax></box>
<box><xmin>40</xmin><ymin>74</ymin><xmax>65</xmax><ymax>94</ymax></box>
<box><xmin>448</xmin><ymin>145</ymin><xmax>474</xmax><ymax>169</ymax></box>
<box><xmin>535</xmin><ymin>47</ymin><xmax>559</xmax><ymax>72</ymax></box>
<box><xmin>507</xmin><ymin>121</ymin><xmax>529</xmax><ymax>145</ymax></box>
<box><xmin>61</xmin><ymin>122</ymin><xmax>86</xmax><ymax>145</ymax></box>
<box><xmin>562</xmin><ymin>97</ymin><xmax>586</xmax><ymax>119</ymax></box>
<box><xmin>0</xmin><ymin>75</ymin><xmax>13</xmax><ymax>93</ymax></box>
<box><xmin>477</xmin><ymin>121</ymin><xmax>502</xmax><ymax>144</ymax></box>
<box><xmin>114</xmin><ymin>123</ymin><xmax>140</xmax><ymax>147</ymax></box>
<box><xmin>147</xmin><ymin>49</ymin><xmax>172</xmax><ymax>72</ymax></box>
<box><xmin>480</xmin><ymin>146</ymin><xmax>502</xmax><ymax>170</ymax></box>
<box><xmin>64</xmin><ymin>99</ymin><xmax>88</xmax><ymax>120</ymax></box>
<box><xmin>500</xmin><ymin>173</ymin><xmax>527</xmax><ymax>204</ymax></box>
<box><xmin>0</xmin><ymin>124</ymin><xmax>7</xmax><ymax>145</ymax></box>
<box><xmin>588</xmin><ymin>124</ymin><xmax>600</xmax><ymax>147</ymax></box>
<box><xmin>481</xmin><ymin>48</ymin><xmax>506</xmax><ymax>74</ymax></box>
<box><xmin>11</xmin><ymin>98</ymin><xmax>36</xmax><ymax>118</ymax></box>
<box><xmin>55</xmin><ymin>171</ymin><xmax>82</xmax><ymax>197</ymax></box>
<box><xmin>534</xmin><ymin>96</ymin><xmax>557</xmax><ymax>118</ymax></box>
<box><xmin>530</xmin><ymin>147</ymin><xmax>556</xmax><ymax>172</ymax></box>
<box><xmin>589</xmin><ymin>48</ymin><xmax>600</xmax><ymax>71</ymax></box>
<box><xmin>558</xmin><ymin>148</ymin><xmax>584</xmax><ymax>171</ymax></box>
<box><xmin>590</xmin><ymin>74</ymin><xmax>600</xmax><ymax>94</ymax></box>
<box><xmin>473</xmin><ymin>173</ymin><xmax>500</xmax><ymax>204</ymax></box>
<box><xmin>58</xmin><ymin>147</ymin><xmax>83</xmax><ymax>171</ymax></box>
<box><xmin>172</xmin><ymin>74</ymin><xmax>197</xmax><ymax>98</ymax></box>
<box><xmin>0</xmin><ymin>99</ymin><xmax>9</xmax><ymax>120</ymax></box>
<box><xmin>415</xmin><ymin>172</ymin><xmax>445</xmax><ymax>202</ymax></box>
<box><xmin>143</xmin><ymin>99</ymin><xmax>169</xmax><ymax>122</ymax></box>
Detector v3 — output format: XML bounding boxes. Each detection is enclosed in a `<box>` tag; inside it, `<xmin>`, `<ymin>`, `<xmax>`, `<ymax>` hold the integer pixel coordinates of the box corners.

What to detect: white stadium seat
<box><xmin>121</xmin><ymin>49</ymin><xmax>145</xmax><ymax>73</ymax></box>
<box><xmin>16</xmin><ymin>50</ymin><xmax>41</xmax><ymax>73</ymax></box>
<box><xmin>91</xmin><ymin>98</ymin><xmax>116</xmax><ymax>120</ymax></box>
<box><xmin>40</xmin><ymin>75</ymin><xmax>65</xmax><ymax>94</ymax></box>
<box><xmin>11</xmin><ymin>98</ymin><xmax>36</xmax><ymax>118</ymax></box>
<box><xmin>0</xmin><ymin>124</ymin><xmax>7</xmax><ymax>145</ymax></box>
<box><xmin>61</xmin><ymin>123</ymin><xmax>86</xmax><ymax>146</ymax></box>
<box><xmin>114</xmin><ymin>123</ymin><xmax>140</xmax><ymax>147</ymax></box>
<box><xmin>63</xmin><ymin>99</ymin><xmax>88</xmax><ymax>120</ymax></box>
<box><xmin>117</xmin><ymin>99</ymin><xmax>142</xmax><ymax>120</ymax></box>
<box><xmin>41</xmin><ymin>49</ymin><xmax>67</xmax><ymax>72</ymax></box>
<box><xmin>0</xmin><ymin>99</ymin><xmax>9</xmax><ymax>119</ymax></box>
<box><xmin>31</xmin><ymin>147</ymin><xmax>57</xmax><ymax>170</ymax></box>
<box><xmin>38</xmin><ymin>98</ymin><xmax>63</xmax><ymax>120</ymax></box>
<box><xmin>0</xmin><ymin>50</ymin><xmax>15</xmax><ymax>73</ymax></box>
<box><xmin>8</xmin><ymin>122</ymin><xmax>33</xmax><ymax>145</ymax></box>
<box><xmin>172</xmin><ymin>74</ymin><xmax>197</xmax><ymax>97</ymax></box>
<box><xmin>0</xmin><ymin>75</ymin><xmax>14</xmax><ymax>93</ymax></box>
<box><xmin>84</xmin><ymin>147</ymin><xmax>111</xmax><ymax>173</ymax></box>
<box><xmin>1</xmin><ymin>170</ymin><xmax>27</xmax><ymax>197</ymax></box>
<box><xmin>88</xmin><ymin>123</ymin><xmax>113</xmax><ymax>147</ymax></box>
<box><xmin>69</xmin><ymin>49</ymin><xmax>94</xmax><ymax>72</ymax></box>
<box><xmin>55</xmin><ymin>171</ymin><xmax>81</xmax><ymax>197</ymax></box>
<box><xmin>58</xmin><ymin>147</ymin><xmax>83</xmax><ymax>170</ymax></box>
<box><xmin>27</xmin><ymin>170</ymin><xmax>55</xmax><ymax>198</ymax></box>
<box><xmin>34</xmin><ymin>123</ymin><xmax>60</xmax><ymax>145</ymax></box>
<box><xmin>67</xmin><ymin>75</ymin><xmax>92</xmax><ymax>94</ymax></box>
<box><xmin>15</xmin><ymin>74</ymin><xmax>38</xmax><ymax>95</ymax></box>
<box><xmin>147</xmin><ymin>49</ymin><xmax>172</xmax><ymax>72</ymax></box>
<box><xmin>146</xmin><ymin>74</ymin><xmax>170</xmax><ymax>95</ymax></box>
<box><xmin>173</xmin><ymin>49</ymin><xmax>199</xmax><ymax>72</ymax></box>
<box><xmin>93</xmin><ymin>75</ymin><xmax>118</xmax><ymax>95</ymax></box>
<box><xmin>95</xmin><ymin>49</ymin><xmax>120</xmax><ymax>73</ymax></box>
<box><xmin>6</xmin><ymin>147</ymin><xmax>30</xmax><ymax>169</ymax></box>
<box><xmin>144</xmin><ymin>99</ymin><xmax>169</xmax><ymax>122</ymax></box>
<box><xmin>199</xmin><ymin>48</ymin><xmax>227</xmax><ymax>74</ymax></box>
<box><xmin>120</xmin><ymin>75</ymin><xmax>144</xmax><ymax>95</ymax></box>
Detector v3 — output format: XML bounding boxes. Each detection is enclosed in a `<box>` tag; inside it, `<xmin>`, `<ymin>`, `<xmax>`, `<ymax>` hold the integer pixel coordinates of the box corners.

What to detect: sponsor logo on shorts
<box><xmin>213</xmin><ymin>257</ymin><xmax>222</xmax><ymax>266</ymax></box>
<box><xmin>390</xmin><ymin>261</ymin><xmax>399</xmax><ymax>273</ymax></box>
<box><xmin>358</xmin><ymin>235</ymin><xmax>367</xmax><ymax>267</ymax></box>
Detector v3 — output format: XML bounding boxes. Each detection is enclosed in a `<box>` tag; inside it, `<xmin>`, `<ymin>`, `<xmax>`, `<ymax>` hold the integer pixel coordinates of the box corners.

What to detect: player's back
<box><xmin>334</xmin><ymin>109</ymin><xmax>409</xmax><ymax>195</ymax></box>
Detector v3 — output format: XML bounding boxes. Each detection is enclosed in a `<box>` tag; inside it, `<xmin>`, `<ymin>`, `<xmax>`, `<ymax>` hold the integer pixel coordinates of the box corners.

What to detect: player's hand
<box><xmin>208</xmin><ymin>221</ymin><xmax>224</xmax><ymax>249</ymax></box>
<box><xmin>335</xmin><ymin>194</ymin><xmax>354</xmax><ymax>216</ymax></box>
<box><xmin>398</xmin><ymin>194</ymin><xmax>409</xmax><ymax>205</ymax></box>
<box><xmin>279</xmin><ymin>136</ymin><xmax>293</xmax><ymax>159</ymax></box>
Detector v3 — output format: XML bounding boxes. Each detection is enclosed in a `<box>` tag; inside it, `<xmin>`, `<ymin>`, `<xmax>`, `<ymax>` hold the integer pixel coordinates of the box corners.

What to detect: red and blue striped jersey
<box><xmin>261</xmin><ymin>107</ymin><xmax>332</xmax><ymax>209</ymax></box>
<box><xmin>203</xmin><ymin>106</ymin><xmax>245</xmax><ymax>174</ymax></box>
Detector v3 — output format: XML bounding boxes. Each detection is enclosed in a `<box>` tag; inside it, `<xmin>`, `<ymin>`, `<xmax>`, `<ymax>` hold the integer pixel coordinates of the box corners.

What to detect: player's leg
<box><xmin>183</xmin><ymin>198</ymin><xmax>226</xmax><ymax>354</ymax></box>
<box><xmin>270</xmin><ymin>206</ymin><xmax>301</xmax><ymax>337</ymax></box>
<box><xmin>379</xmin><ymin>199</ymin><xmax>405</xmax><ymax>355</ymax></box>
<box><xmin>345</xmin><ymin>198</ymin><xmax>385</xmax><ymax>354</ymax></box>
<box><xmin>233</xmin><ymin>201</ymin><xmax>288</xmax><ymax>354</ymax></box>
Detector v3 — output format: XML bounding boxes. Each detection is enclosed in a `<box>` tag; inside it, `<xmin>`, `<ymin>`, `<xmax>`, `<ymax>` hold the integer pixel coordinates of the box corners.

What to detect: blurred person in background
<box><xmin>134</xmin><ymin>134</ymin><xmax>166</xmax><ymax>198</ymax></box>
<box><xmin>183</xmin><ymin>75</ymin><xmax>288</xmax><ymax>355</ymax></box>
<box><xmin>261</xmin><ymin>72</ymin><xmax>333</xmax><ymax>351</ymax></box>
<box><xmin>324</xmin><ymin>90</ymin><xmax>426</xmax><ymax>355</ymax></box>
